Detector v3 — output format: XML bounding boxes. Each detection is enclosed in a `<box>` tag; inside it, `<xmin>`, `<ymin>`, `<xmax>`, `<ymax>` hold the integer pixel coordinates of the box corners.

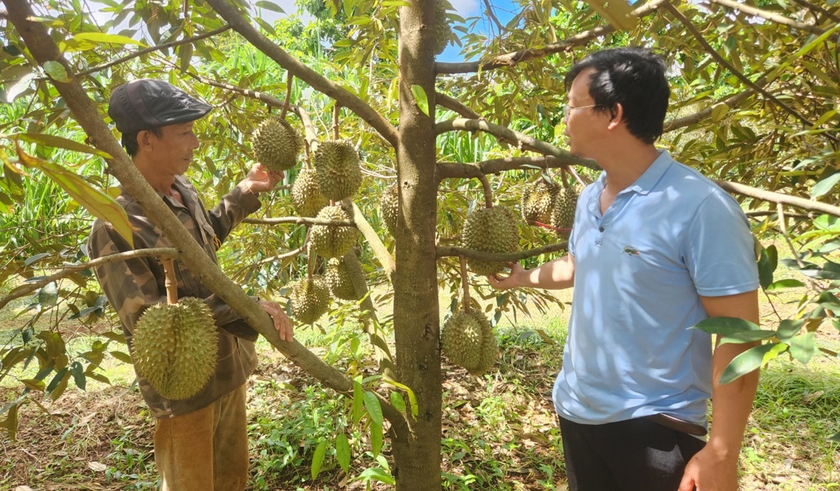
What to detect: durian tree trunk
<box><xmin>390</xmin><ymin>2</ymin><xmax>442</xmax><ymax>490</ymax></box>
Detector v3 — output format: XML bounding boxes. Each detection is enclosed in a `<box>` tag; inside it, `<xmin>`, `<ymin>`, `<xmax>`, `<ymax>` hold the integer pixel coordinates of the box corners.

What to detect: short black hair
<box><xmin>564</xmin><ymin>47</ymin><xmax>669</xmax><ymax>144</ymax></box>
<box><xmin>121</xmin><ymin>127</ymin><xmax>163</xmax><ymax>157</ymax></box>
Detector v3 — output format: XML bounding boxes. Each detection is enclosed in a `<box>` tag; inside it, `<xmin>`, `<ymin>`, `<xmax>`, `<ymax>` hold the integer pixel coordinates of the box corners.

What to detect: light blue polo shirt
<box><xmin>554</xmin><ymin>150</ymin><xmax>759</xmax><ymax>427</ymax></box>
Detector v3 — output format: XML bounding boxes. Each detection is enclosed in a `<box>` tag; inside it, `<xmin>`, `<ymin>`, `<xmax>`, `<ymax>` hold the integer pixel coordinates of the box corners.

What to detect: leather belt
<box><xmin>646</xmin><ymin>413</ymin><xmax>707</xmax><ymax>437</ymax></box>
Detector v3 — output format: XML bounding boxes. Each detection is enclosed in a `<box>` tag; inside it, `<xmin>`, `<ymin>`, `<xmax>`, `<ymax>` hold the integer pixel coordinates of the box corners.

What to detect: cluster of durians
<box><xmin>520</xmin><ymin>175</ymin><xmax>580</xmax><ymax>234</ymax></box>
<box><xmin>251</xmin><ymin>117</ymin><xmax>364</xmax><ymax>325</ymax></box>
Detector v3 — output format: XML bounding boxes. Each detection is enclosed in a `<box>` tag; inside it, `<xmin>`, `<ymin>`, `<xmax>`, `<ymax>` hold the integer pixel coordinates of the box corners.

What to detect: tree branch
<box><xmin>709</xmin><ymin>0</ymin><xmax>825</xmax><ymax>34</ymax></box>
<box><xmin>437</xmin><ymin>242</ymin><xmax>568</xmax><ymax>260</ymax></box>
<box><xmin>791</xmin><ymin>0</ymin><xmax>840</xmax><ymax>23</ymax></box>
<box><xmin>662</xmin><ymin>1</ymin><xmax>829</xmax><ymax>139</ymax></box>
<box><xmin>0</xmin><ymin>248</ymin><xmax>178</xmax><ymax>311</ymax></box>
<box><xmin>664</xmin><ymin>87</ymin><xmax>757</xmax><ymax>132</ymax></box>
<box><xmin>2</xmin><ymin>0</ymin><xmax>359</xmax><ymax>402</ymax></box>
<box><xmin>76</xmin><ymin>25</ymin><xmax>232</xmax><ymax>77</ymax></box>
<box><xmin>715</xmin><ymin>180</ymin><xmax>840</xmax><ymax>217</ymax></box>
<box><xmin>203</xmin><ymin>0</ymin><xmax>399</xmax><ymax>148</ymax></box>
<box><xmin>437</xmin><ymin>155</ymin><xmax>598</xmax><ymax>181</ymax></box>
<box><xmin>349</xmin><ymin>201</ymin><xmax>396</xmax><ymax>282</ymax></box>
<box><xmin>435</xmin><ymin>0</ymin><xmax>668</xmax><ymax>75</ymax></box>
<box><xmin>242</xmin><ymin>216</ymin><xmax>355</xmax><ymax>226</ymax></box>
<box><xmin>435</xmin><ymin>118</ymin><xmax>598</xmax><ymax>168</ymax></box>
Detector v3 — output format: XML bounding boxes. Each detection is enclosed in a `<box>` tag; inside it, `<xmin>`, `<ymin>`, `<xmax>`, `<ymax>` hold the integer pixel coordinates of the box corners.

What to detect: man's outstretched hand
<box><xmin>241</xmin><ymin>163</ymin><xmax>284</xmax><ymax>195</ymax></box>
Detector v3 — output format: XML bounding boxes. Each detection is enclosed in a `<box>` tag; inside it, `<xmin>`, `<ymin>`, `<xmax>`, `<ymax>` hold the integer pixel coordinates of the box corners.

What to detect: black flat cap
<box><xmin>108</xmin><ymin>79</ymin><xmax>212</xmax><ymax>134</ymax></box>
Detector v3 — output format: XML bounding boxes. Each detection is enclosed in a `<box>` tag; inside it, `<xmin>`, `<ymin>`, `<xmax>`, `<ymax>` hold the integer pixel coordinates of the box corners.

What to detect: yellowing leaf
<box><xmin>710</xmin><ymin>102</ymin><xmax>729</xmax><ymax>123</ymax></box>
<box><xmin>15</xmin><ymin>133</ymin><xmax>111</xmax><ymax>159</ymax></box>
<box><xmin>15</xmin><ymin>141</ymin><xmax>134</xmax><ymax>248</ymax></box>
<box><xmin>585</xmin><ymin>0</ymin><xmax>637</xmax><ymax>31</ymax></box>
<box><xmin>411</xmin><ymin>84</ymin><xmax>430</xmax><ymax>117</ymax></box>
<box><xmin>73</xmin><ymin>32</ymin><xmax>143</xmax><ymax>46</ymax></box>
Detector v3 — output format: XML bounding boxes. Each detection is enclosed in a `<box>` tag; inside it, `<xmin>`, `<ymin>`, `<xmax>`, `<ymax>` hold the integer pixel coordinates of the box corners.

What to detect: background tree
<box><xmin>1</xmin><ymin>0</ymin><xmax>839</xmax><ymax>489</ymax></box>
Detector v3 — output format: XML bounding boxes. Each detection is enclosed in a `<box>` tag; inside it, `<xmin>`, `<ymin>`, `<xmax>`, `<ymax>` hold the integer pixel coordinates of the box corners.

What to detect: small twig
<box><xmin>76</xmin><ymin>25</ymin><xmax>232</xmax><ymax>77</ymax></box>
<box><xmin>162</xmin><ymin>258</ymin><xmax>178</xmax><ymax>304</ymax></box>
<box><xmin>332</xmin><ymin>104</ymin><xmax>341</xmax><ymax>140</ymax></box>
<box><xmin>714</xmin><ymin>180</ymin><xmax>840</xmax><ymax>217</ymax></box>
<box><xmin>279</xmin><ymin>71</ymin><xmax>293</xmax><ymax>121</ymax></box>
<box><xmin>708</xmin><ymin>0</ymin><xmax>825</xmax><ymax>34</ymax></box>
<box><xmin>478</xmin><ymin>173</ymin><xmax>493</xmax><ymax>208</ymax></box>
<box><xmin>481</xmin><ymin>0</ymin><xmax>506</xmax><ymax>35</ymax></box>
<box><xmin>791</xmin><ymin>0</ymin><xmax>840</xmax><ymax>23</ymax></box>
<box><xmin>777</xmin><ymin>203</ymin><xmax>808</xmax><ymax>271</ymax></box>
<box><xmin>437</xmin><ymin>242</ymin><xmax>568</xmax><ymax>260</ymax></box>
<box><xmin>459</xmin><ymin>256</ymin><xmax>471</xmax><ymax>313</ymax></box>
<box><xmin>242</xmin><ymin>216</ymin><xmax>355</xmax><ymax>226</ymax></box>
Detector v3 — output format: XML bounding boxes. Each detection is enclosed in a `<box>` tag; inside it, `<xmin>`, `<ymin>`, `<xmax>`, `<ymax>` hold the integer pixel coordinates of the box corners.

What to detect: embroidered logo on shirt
<box><xmin>622</xmin><ymin>246</ymin><xmax>640</xmax><ymax>256</ymax></box>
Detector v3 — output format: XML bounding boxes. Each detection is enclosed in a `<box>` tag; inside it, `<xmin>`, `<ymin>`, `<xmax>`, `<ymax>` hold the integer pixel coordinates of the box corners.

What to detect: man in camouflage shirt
<box><xmin>88</xmin><ymin>79</ymin><xmax>293</xmax><ymax>491</ymax></box>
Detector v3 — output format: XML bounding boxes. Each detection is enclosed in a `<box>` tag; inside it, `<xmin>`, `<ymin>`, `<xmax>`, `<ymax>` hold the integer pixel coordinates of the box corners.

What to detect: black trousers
<box><xmin>558</xmin><ymin>415</ymin><xmax>706</xmax><ymax>491</ymax></box>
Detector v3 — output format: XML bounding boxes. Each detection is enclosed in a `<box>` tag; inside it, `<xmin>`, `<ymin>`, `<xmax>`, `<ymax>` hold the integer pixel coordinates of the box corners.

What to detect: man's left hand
<box><xmin>257</xmin><ymin>300</ymin><xmax>294</xmax><ymax>342</ymax></box>
<box><xmin>679</xmin><ymin>445</ymin><xmax>739</xmax><ymax>491</ymax></box>
<box><xmin>241</xmin><ymin>163</ymin><xmax>284</xmax><ymax>195</ymax></box>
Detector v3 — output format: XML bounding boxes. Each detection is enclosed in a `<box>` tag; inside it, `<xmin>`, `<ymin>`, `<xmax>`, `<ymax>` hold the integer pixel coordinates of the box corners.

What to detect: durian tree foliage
<box><xmin>1</xmin><ymin>0</ymin><xmax>840</xmax><ymax>487</ymax></box>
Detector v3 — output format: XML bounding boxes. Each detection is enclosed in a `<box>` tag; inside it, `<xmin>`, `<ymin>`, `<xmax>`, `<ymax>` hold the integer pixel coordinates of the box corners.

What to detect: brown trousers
<box><xmin>154</xmin><ymin>384</ymin><xmax>249</xmax><ymax>491</ymax></box>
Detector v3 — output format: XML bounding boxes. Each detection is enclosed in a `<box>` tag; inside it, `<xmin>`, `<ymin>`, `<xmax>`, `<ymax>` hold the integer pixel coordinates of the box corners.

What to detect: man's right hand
<box><xmin>257</xmin><ymin>300</ymin><xmax>294</xmax><ymax>342</ymax></box>
<box><xmin>487</xmin><ymin>262</ymin><xmax>525</xmax><ymax>290</ymax></box>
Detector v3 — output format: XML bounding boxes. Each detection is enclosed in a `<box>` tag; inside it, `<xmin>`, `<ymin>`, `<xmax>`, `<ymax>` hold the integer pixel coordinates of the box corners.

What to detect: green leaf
<box><xmin>15</xmin><ymin>142</ymin><xmax>134</xmax><ymax>248</ymax></box>
<box><xmin>46</xmin><ymin>367</ymin><xmax>69</xmax><ymax>393</ymax></box>
<box><xmin>255</xmin><ymin>0</ymin><xmax>286</xmax><ymax>13</ymax></box>
<box><xmin>15</xmin><ymin>133</ymin><xmax>111</xmax><ymax>159</ymax></box>
<box><xmin>0</xmin><ymin>403</ymin><xmax>19</xmax><ymax>440</ymax></box>
<box><xmin>38</xmin><ymin>282</ymin><xmax>58</xmax><ymax>308</ymax></box>
<box><xmin>73</xmin><ymin>32</ymin><xmax>143</xmax><ymax>46</ymax></box>
<box><xmin>411</xmin><ymin>85</ymin><xmax>430</xmax><ymax>117</ymax></box>
<box><xmin>719</xmin><ymin>329</ymin><xmax>777</xmax><ymax>345</ymax></box>
<box><xmin>789</xmin><ymin>332</ymin><xmax>815</xmax><ymax>364</ymax></box>
<box><xmin>812</xmin><ymin>173</ymin><xmax>840</xmax><ymax>199</ymax></box>
<box><xmin>765</xmin><ymin>279</ymin><xmax>804</xmax><ymax>291</ymax></box>
<box><xmin>776</xmin><ymin>319</ymin><xmax>804</xmax><ymax>342</ymax></box>
<box><xmin>370</xmin><ymin>420</ymin><xmax>383</xmax><ymax>457</ymax></box>
<box><xmin>829</xmin><ymin>432</ymin><xmax>840</xmax><ymax>443</ymax></box>
<box><xmin>352</xmin><ymin>378</ymin><xmax>364</xmax><ymax>424</ymax></box>
<box><xmin>692</xmin><ymin>317</ymin><xmax>760</xmax><ymax>336</ymax></box>
<box><xmin>335</xmin><ymin>433</ymin><xmax>351</xmax><ymax>473</ymax></box>
<box><xmin>43</xmin><ymin>61</ymin><xmax>70</xmax><ymax>83</ymax></box>
<box><xmin>389</xmin><ymin>391</ymin><xmax>406</xmax><ymax>414</ymax></box>
<box><xmin>69</xmin><ymin>361</ymin><xmax>86</xmax><ymax>391</ymax></box>
<box><xmin>710</xmin><ymin>102</ymin><xmax>729</xmax><ymax>122</ymax></box>
<box><xmin>5</xmin><ymin>69</ymin><xmax>36</xmax><ymax>102</ymax></box>
<box><xmin>358</xmin><ymin>466</ymin><xmax>395</xmax><ymax>485</ymax></box>
<box><xmin>757</xmin><ymin>245</ymin><xmax>777</xmax><ymax>289</ymax></box>
<box><xmin>720</xmin><ymin>343</ymin><xmax>785</xmax><ymax>385</ymax></box>
<box><xmin>363</xmin><ymin>391</ymin><xmax>383</xmax><ymax>426</ymax></box>
<box><xmin>382</xmin><ymin>377</ymin><xmax>418</xmax><ymax>419</ymax></box>
<box><xmin>310</xmin><ymin>439</ymin><xmax>328</xmax><ymax>480</ymax></box>
<box><xmin>109</xmin><ymin>351</ymin><xmax>133</xmax><ymax>364</ymax></box>
<box><xmin>21</xmin><ymin>379</ymin><xmax>46</xmax><ymax>391</ymax></box>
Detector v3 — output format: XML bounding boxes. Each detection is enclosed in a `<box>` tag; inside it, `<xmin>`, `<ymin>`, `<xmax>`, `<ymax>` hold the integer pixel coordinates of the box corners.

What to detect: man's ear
<box><xmin>137</xmin><ymin>130</ymin><xmax>154</xmax><ymax>152</ymax></box>
<box><xmin>607</xmin><ymin>102</ymin><xmax>624</xmax><ymax>130</ymax></box>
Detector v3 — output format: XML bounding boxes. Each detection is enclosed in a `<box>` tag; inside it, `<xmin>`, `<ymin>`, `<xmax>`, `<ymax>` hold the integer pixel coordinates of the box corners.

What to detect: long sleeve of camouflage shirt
<box><xmin>88</xmin><ymin>175</ymin><xmax>262</xmax><ymax>418</ymax></box>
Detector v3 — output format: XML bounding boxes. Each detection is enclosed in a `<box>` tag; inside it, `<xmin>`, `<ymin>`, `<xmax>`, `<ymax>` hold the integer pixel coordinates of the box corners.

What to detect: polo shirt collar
<box><xmin>624</xmin><ymin>149</ymin><xmax>673</xmax><ymax>196</ymax></box>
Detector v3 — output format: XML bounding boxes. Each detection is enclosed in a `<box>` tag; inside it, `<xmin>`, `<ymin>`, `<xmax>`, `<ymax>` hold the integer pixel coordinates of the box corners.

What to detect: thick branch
<box><xmin>242</xmin><ymin>216</ymin><xmax>355</xmax><ymax>226</ymax></box>
<box><xmin>0</xmin><ymin>248</ymin><xmax>178</xmax><ymax>311</ymax></box>
<box><xmin>435</xmin><ymin>0</ymin><xmax>667</xmax><ymax>74</ymax></box>
<box><xmin>2</xmin><ymin>0</ymin><xmax>358</xmax><ymax>399</ymax></box>
<box><xmin>662</xmin><ymin>2</ymin><xmax>825</xmax><ymax>136</ymax></box>
<box><xmin>203</xmin><ymin>0</ymin><xmax>399</xmax><ymax>148</ymax></box>
<box><xmin>437</xmin><ymin>242</ymin><xmax>568</xmax><ymax>260</ymax></box>
<box><xmin>436</xmin><ymin>118</ymin><xmax>597</xmax><ymax>168</ymax></box>
<box><xmin>350</xmin><ymin>202</ymin><xmax>396</xmax><ymax>282</ymax></box>
<box><xmin>792</xmin><ymin>0</ymin><xmax>840</xmax><ymax>23</ymax></box>
<box><xmin>709</xmin><ymin>0</ymin><xmax>825</xmax><ymax>34</ymax></box>
<box><xmin>76</xmin><ymin>25</ymin><xmax>232</xmax><ymax>77</ymax></box>
<box><xmin>664</xmin><ymin>88</ymin><xmax>756</xmax><ymax>132</ymax></box>
<box><xmin>715</xmin><ymin>180</ymin><xmax>840</xmax><ymax>217</ymax></box>
<box><xmin>438</xmin><ymin>156</ymin><xmax>598</xmax><ymax>180</ymax></box>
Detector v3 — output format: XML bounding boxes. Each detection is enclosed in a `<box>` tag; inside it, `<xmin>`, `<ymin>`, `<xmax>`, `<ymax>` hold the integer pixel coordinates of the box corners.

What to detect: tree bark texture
<box><xmin>391</xmin><ymin>2</ymin><xmax>442</xmax><ymax>490</ymax></box>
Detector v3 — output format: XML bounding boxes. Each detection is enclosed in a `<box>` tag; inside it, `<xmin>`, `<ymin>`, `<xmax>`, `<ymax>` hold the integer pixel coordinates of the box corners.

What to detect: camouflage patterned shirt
<box><xmin>88</xmin><ymin>174</ymin><xmax>262</xmax><ymax>418</ymax></box>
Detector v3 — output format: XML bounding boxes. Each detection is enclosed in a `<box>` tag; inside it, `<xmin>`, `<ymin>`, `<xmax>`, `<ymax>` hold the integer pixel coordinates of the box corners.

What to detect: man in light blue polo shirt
<box><xmin>490</xmin><ymin>47</ymin><xmax>760</xmax><ymax>491</ymax></box>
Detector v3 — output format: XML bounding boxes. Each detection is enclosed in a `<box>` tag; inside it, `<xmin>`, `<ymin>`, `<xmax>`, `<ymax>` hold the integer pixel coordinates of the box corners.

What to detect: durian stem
<box><xmin>566</xmin><ymin>165</ymin><xmax>588</xmax><ymax>186</ymax></box>
<box><xmin>559</xmin><ymin>167</ymin><xmax>570</xmax><ymax>188</ymax></box>
<box><xmin>279</xmin><ymin>71</ymin><xmax>293</xmax><ymax>121</ymax></box>
<box><xmin>478</xmin><ymin>173</ymin><xmax>493</xmax><ymax>208</ymax></box>
<box><xmin>332</xmin><ymin>104</ymin><xmax>341</xmax><ymax>140</ymax></box>
<box><xmin>459</xmin><ymin>256</ymin><xmax>471</xmax><ymax>313</ymax></box>
<box><xmin>306</xmin><ymin>241</ymin><xmax>314</xmax><ymax>280</ymax></box>
<box><xmin>162</xmin><ymin>258</ymin><xmax>178</xmax><ymax>304</ymax></box>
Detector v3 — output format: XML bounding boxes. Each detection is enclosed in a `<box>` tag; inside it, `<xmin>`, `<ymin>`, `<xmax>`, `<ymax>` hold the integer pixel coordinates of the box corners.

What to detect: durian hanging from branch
<box><xmin>251</xmin><ymin>116</ymin><xmax>303</xmax><ymax>172</ymax></box>
<box><xmin>289</xmin><ymin>241</ymin><xmax>330</xmax><ymax>325</ymax></box>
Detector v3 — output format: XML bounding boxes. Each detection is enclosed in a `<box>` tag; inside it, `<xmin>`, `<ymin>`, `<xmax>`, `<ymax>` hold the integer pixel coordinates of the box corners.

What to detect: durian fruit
<box><xmin>131</xmin><ymin>297</ymin><xmax>218</xmax><ymax>400</ymax></box>
<box><xmin>311</xmin><ymin>205</ymin><xmax>359</xmax><ymax>258</ymax></box>
<box><xmin>551</xmin><ymin>185</ymin><xmax>581</xmax><ymax>233</ymax></box>
<box><xmin>313</xmin><ymin>140</ymin><xmax>362</xmax><ymax>201</ymax></box>
<box><xmin>461</xmin><ymin>206</ymin><xmax>520</xmax><ymax>276</ymax></box>
<box><xmin>291</xmin><ymin>168</ymin><xmax>328</xmax><ymax>217</ymax></box>
<box><xmin>380</xmin><ymin>184</ymin><xmax>399</xmax><ymax>235</ymax></box>
<box><xmin>434</xmin><ymin>0</ymin><xmax>455</xmax><ymax>55</ymax></box>
<box><xmin>521</xmin><ymin>176</ymin><xmax>560</xmax><ymax>224</ymax></box>
<box><xmin>440</xmin><ymin>309</ymin><xmax>498</xmax><ymax>375</ymax></box>
<box><xmin>325</xmin><ymin>258</ymin><xmax>357</xmax><ymax>301</ymax></box>
<box><xmin>251</xmin><ymin>117</ymin><xmax>303</xmax><ymax>172</ymax></box>
<box><xmin>289</xmin><ymin>276</ymin><xmax>330</xmax><ymax>324</ymax></box>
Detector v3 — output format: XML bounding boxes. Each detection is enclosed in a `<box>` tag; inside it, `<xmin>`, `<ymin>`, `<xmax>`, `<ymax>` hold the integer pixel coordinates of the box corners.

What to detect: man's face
<box><xmin>564</xmin><ymin>69</ymin><xmax>610</xmax><ymax>159</ymax></box>
<box><xmin>143</xmin><ymin>121</ymin><xmax>200</xmax><ymax>175</ymax></box>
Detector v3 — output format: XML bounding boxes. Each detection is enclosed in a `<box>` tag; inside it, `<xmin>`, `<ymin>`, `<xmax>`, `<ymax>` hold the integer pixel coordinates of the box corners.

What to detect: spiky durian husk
<box><xmin>289</xmin><ymin>276</ymin><xmax>330</xmax><ymax>324</ymax></box>
<box><xmin>251</xmin><ymin>117</ymin><xmax>303</xmax><ymax>172</ymax></box>
<box><xmin>461</xmin><ymin>206</ymin><xmax>520</xmax><ymax>276</ymax></box>
<box><xmin>550</xmin><ymin>185</ymin><xmax>581</xmax><ymax>234</ymax></box>
<box><xmin>291</xmin><ymin>168</ymin><xmax>328</xmax><ymax>217</ymax></box>
<box><xmin>440</xmin><ymin>310</ymin><xmax>498</xmax><ymax>375</ymax></box>
<box><xmin>131</xmin><ymin>297</ymin><xmax>218</xmax><ymax>400</ymax></box>
<box><xmin>521</xmin><ymin>177</ymin><xmax>560</xmax><ymax>224</ymax></box>
<box><xmin>325</xmin><ymin>258</ymin><xmax>357</xmax><ymax>301</ymax></box>
<box><xmin>313</xmin><ymin>140</ymin><xmax>363</xmax><ymax>201</ymax></box>
<box><xmin>311</xmin><ymin>205</ymin><xmax>359</xmax><ymax>258</ymax></box>
<box><xmin>434</xmin><ymin>0</ymin><xmax>455</xmax><ymax>55</ymax></box>
<box><xmin>380</xmin><ymin>184</ymin><xmax>399</xmax><ymax>235</ymax></box>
